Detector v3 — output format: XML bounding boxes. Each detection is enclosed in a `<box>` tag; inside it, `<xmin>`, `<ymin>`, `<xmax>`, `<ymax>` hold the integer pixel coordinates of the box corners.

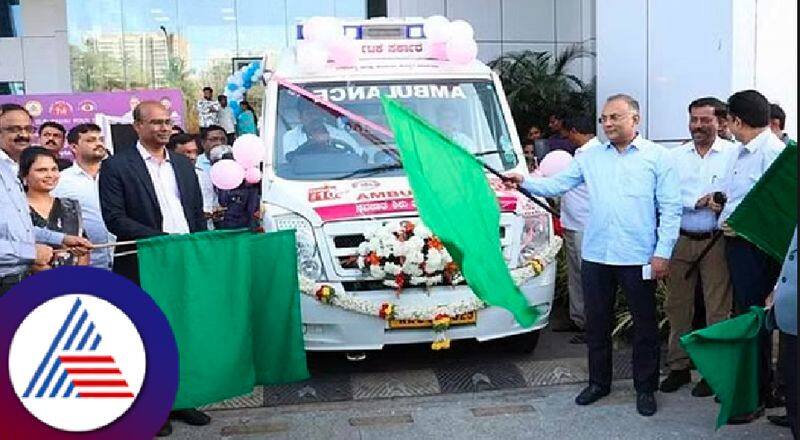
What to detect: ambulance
<box><xmin>259</xmin><ymin>17</ymin><xmax>560</xmax><ymax>354</ymax></box>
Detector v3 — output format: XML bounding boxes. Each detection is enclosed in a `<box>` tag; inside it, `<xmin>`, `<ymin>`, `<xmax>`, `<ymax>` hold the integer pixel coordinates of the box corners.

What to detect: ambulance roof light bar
<box><xmin>297</xmin><ymin>21</ymin><xmax>425</xmax><ymax>41</ymax></box>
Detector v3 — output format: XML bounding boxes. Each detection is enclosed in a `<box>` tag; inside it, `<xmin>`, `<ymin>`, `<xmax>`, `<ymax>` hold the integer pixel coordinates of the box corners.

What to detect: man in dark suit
<box><xmin>99</xmin><ymin>101</ymin><xmax>209</xmax><ymax>437</ymax></box>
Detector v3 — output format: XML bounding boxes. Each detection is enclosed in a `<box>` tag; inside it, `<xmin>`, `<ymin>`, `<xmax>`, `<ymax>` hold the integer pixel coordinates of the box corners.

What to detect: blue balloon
<box><xmin>226</xmin><ymin>82</ymin><xmax>237</xmax><ymax>91</ymax></box>
<box><xmin>243</xmin><ymin>80</ymin><xmax>252</xmax><ymax>89</ymax></box>
<box><xmin>230</xmin><ymin>101</ymin><xmax>241</xmax><ymax>117</ymax></box>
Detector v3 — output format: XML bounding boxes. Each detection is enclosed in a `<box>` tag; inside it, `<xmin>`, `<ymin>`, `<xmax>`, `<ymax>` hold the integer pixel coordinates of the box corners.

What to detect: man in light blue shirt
<box><xmin>505</xmin><ymin>94</ymin><xmax>681</xmax><ymax>417</ymax></box>
<box><xmin>0</xmin><ymin>104</ymin><xmax>91</xmax><ymax>294</ymax></box>
<box><xmin>52</xmin><ymin>123</ymin><xmax>114</xmax><ymax>270</ymax></box>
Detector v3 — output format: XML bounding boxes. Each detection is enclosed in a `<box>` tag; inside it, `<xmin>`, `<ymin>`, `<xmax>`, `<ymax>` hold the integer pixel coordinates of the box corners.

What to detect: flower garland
<box><xmin>356</xmin><ymin>221</ymin><xmax>464</xmax><ymax>294</ymax></box>
<box><xmin>300</xmin><ymin>235</ymin><xmax>562</xmax><ymax>321</ymax></box>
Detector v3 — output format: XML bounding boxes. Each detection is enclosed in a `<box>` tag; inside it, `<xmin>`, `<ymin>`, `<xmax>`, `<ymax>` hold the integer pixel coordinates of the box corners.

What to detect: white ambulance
<box><xmin>260</xmin><ymin>17</ymin><xmax>561</xmax><ymax>354</ymax></box>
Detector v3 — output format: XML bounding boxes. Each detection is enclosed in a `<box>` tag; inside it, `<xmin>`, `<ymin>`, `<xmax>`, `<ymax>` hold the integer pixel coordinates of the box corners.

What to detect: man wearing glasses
<box><xmin>0</xmin><ymin>104</ymin><xmax>91</xmax><ymax>294</ymax></box>
<box><xmin>98</xmin><ymin>101</ymin><xmax>209</xmax><ymax>436</ymax></box>
<box><xmin>504</xmin><ymin>94</ymin><xmax>681</xmax><ymax>417</ymax></box>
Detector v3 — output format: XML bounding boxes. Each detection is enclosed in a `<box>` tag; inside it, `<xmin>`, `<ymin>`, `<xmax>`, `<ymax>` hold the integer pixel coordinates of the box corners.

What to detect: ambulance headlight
<box><xmin>273</xmin><ymin>213</ymin><xmax>325</xmax><ymax>280</ymax></box>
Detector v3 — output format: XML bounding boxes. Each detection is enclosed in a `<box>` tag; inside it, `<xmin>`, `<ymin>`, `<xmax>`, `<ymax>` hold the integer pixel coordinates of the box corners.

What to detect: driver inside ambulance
<box><xmin>281</xmin><ymin>99</ymin><xmax>360</xmax><ymax>161</ymax></box>
<box><xmin>436</xmin><ymin>105</ymin><xmax>476</xmax><ymax>150</ymax></box>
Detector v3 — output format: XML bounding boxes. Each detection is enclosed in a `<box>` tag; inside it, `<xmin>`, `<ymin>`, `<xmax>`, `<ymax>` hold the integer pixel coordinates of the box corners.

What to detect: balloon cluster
<box><xmin>209</xmin><ymin>134</ymin><xmax>264</xmax><ymax>190</ymax></box>
<box><xmin>422</xmin><ymin>16</ymin><xmax>478</xmax><ymax>64</ymax></box>
<box><xmin>297</xmin><ymin>17</ymin><xmax>358</xmax><ymax>72</ymax></box>
<box><xmin>224</xmin><ymin>61</ymin><xmax>262</xmax><ymax>118</ymax></box>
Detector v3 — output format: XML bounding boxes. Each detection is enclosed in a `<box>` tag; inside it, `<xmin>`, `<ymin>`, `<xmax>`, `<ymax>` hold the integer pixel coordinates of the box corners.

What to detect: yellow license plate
<box><xmin>388</xmin><ymin>311</ymin><xmax>477</xmax><ymax>329</ymax></box>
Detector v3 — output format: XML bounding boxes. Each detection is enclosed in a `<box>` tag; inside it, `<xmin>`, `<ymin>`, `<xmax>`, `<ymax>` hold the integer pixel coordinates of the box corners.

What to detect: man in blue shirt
<box><xmin>0</xmin><ymin>104</ymin><xmax>91</xmax><ymax>295</ymax></box>
<box><xmin>505</xmin><ymin>94</ymin><xmax>682</xmax><ymax>417</ymax></box>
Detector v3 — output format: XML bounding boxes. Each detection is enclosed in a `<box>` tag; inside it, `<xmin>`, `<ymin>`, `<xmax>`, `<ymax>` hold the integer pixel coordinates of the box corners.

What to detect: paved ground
<box><xmin>171</xmin><ymin>380</ymin><xmax>789</xmax><ymax>439</ymax></box>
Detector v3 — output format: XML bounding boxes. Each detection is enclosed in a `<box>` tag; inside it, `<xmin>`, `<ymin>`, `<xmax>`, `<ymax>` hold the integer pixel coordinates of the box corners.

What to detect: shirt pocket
<box><xmin>621</xmin><ymin>168</ymin><xmax>655</xmax><ymax>198</ymax></box>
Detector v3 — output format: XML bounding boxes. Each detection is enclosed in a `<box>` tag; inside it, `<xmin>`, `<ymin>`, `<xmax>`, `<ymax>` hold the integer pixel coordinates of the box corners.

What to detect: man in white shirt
<box><xmin>555</xmin><ymin>115</ymin><xmax>602</xmax><ymax>342</ymax></box>
<box><xmin>196</xmin><ymin>87</ymin><xmax>220</xmax><ymax>129</ymax></box>
<box><xmin>660</xmin><ymin>97</ymin><xmax>736</xmax><ymax>396</ymax></box>
<box><xmin>99</xmin><ymin>101</ymin><xmax>209</xmax><ymax>436</ymax></box>
<box><xmin>281</xmin><ymin>100</ymin><xmax>360</xmax><ymax>160</ymax></box>
<box><xmin>168</xmin><ymin>132</ymin><xmax>217</xmax><ymax>229</ymax></box>
<box><xmin>718</xmin><ymin>90</ymin><xmax>785</xmax><ymax>423</ymax></box>
<box><xmin>217</xmin><ymin>95</ymin><xmax>237</xmax><ymax>145</ymax></box>
<box><xmin>52</xmin><ymin>123</ymin><xmax>114</xmax><ymax>270</ymax></box>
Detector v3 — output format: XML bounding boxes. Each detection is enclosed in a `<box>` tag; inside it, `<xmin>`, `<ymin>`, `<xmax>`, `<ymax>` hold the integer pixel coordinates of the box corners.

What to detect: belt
<box><xmin>0</xmin><ymin>272</ymin><xmax>26</xmax><ymax>286</ymax></box>
<box><xmin>680</xmin><ymin>229</ymin><xmax>715</xmax><ymax>241</ymax></box>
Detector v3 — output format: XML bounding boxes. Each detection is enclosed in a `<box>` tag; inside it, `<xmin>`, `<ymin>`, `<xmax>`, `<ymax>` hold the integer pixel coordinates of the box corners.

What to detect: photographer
<box><xmin>661</xmin><ymin>98</ymin><xmax>737</xmax><ymax>396</ymax></box>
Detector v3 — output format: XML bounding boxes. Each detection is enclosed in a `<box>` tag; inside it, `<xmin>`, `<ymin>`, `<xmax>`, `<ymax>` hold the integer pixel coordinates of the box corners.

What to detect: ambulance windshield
<box><xmin>274</xmin><ymin>80</ymin><xmax>518</xmax><ymax>181</ymax></box>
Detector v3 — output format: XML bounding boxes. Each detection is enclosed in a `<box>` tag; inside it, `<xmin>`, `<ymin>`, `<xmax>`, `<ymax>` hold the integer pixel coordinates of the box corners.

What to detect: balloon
<box><xmin>244</xmin><ymin>167</ymin><xmax>262</xmax><ymax>184</ymax></box>
<box><xmin>428</xmin><ymin>41</ymin><xmax>447</xmax><ymax>60</ymax></box>
<box><xmin>210</xmin><ymin>159</ymin><xmax>245</xmax><ymax>190</ymax></box>
<box><xmin>297</xmin><ymin>41</ymin><xmax>328</xmax><ymax>72</ymax></box>
<box><xmin>329</xmin><ymin>38</ymin><xmax>358</xmax><ymax>68</ymax></box>
<box><xmin>231</xmin><ymin>74</ymin><xmax>244</xmax><ymax>87</ymax></box>
<box><xmin>538</xmin><ymin>150</ymin><xmax>573</xmax><ymax>177</ymax></box>
<box><xmin>229</xmin><ymin>100</ymin><xmax>241</xmax><ymax>117</ymax></box>
<box><xmin>232</xmin><ymin>134</ymin><xmax>264</xmax><ymax>168</ymax></box>
<box><xmin>303</xmin><ymin>17</ymin><xmax>341</xmax><ymax>46</ymax></box>
<box><xmin>448</xmin><ymin>20</ymin><xmax>475</xmax><ymax>41</ymax></box>
<box><xmin>226</xmin><ymin>82</ymin><xmax>237</xmax><ymax>91</ymax></box>
<box><xmin>445</xmin><ymin>38</ymin><xmax>478</xmax><ymax>64</ymax></box>
<box><xmin>423</xmin><ymin>15</ymin><xmax>451</xmax><ymax>42</ymax></box>
<box><xmin>251</xmin><ymin>72</ymin><xmax>261</xmax><ymax>82</ymax></box>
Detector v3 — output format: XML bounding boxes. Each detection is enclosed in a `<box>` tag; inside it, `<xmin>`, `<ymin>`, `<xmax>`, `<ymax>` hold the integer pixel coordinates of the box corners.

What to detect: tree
<box><xmin>488</xmin><ymin>44</ymin><xmax>595</xmax><ymax>140</ymax></box>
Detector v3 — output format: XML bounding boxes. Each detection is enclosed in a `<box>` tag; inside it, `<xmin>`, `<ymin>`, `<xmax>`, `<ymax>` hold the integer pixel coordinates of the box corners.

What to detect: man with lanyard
<box><xmin>660</xmin><ymin>97</ymin><xmax>736</xmax><ymax>396</ymax></box>
<box><xmin>504</xmin><ymin>94</ymin><xmax>682</xmax><ymax>417</ymax></box>
<box><xmin>0</xmin><ymin>104</ymin><xmax>91</xmax><ymax>294</ymax></box>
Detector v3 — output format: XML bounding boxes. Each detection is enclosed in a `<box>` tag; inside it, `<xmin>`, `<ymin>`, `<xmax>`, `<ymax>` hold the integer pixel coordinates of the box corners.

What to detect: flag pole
<box><xmin>481</xmin><ymin>163</ymin><xmax>560</xmax><ymax>218</ymax></box>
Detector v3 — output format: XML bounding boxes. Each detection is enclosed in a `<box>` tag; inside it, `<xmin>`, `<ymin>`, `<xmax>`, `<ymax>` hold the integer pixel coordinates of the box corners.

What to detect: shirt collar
<box><xmin>136</xmin><ymin>141</ymin><xmax>170</xmax><ymax>163</ymax></box>
<box><xmin>688</xmin><ymin>136</ymin><xmax>726</xmax><ymax>155</ymax></box>
<box><xmin>605</xmin><ymin>133</ymin><xmax>643</xmax><ymax>151</ymax></box>
<box><xmin>742</xmin><ymin>128</ymin><xmax>773</xmax><ymax>153</ymax></box>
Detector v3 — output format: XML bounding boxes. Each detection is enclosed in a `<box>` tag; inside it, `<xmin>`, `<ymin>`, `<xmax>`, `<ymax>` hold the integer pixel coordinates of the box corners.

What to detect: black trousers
<box><xmin>582</xmin><ymin>261</ymin><xmax>660</xmax><ymax>393</ymax></box>
<box><xmin>725</xmin><ymin>237</ymin><xmax>781</xmax><ymax>403</ymax></box>
<box><xmin>782</xmin><ymin>332</ymin><xmax>798</xmax><ymax>439</ymax></box>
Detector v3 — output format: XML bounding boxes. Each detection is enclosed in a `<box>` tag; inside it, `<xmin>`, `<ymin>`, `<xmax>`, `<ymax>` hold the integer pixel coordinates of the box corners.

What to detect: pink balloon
<box><xmin>330</xmin><ymin>38</ymin><xmax>358</xmax><ymax>68</ymax></box>
<box><xmin>538</xmin><ymin>150</ymin><xmax>573</xmax><ymax>177</ymax></box>
<box><xmin>445</xmin><ymin>38</ymin><xmax>478</xmax><ymax>64</ymax></box>
<box><xmin>244</xmin><ymin>167</ymin><xmax>262</xmax><ymax>184</ymax></box>
<box><xmin>232</xmin><ymin>134</ymin><xmax>263</xmax><ymax>168</ymax></box>
<box><xmin>210</xmin><ymin>159</ymin><xmax>245</xmax><ymax>190</ymax></box>
<box><xmin>428</xmin><ymin>42</ymin><xmax>447</xmax><ymax>61</ymax></box>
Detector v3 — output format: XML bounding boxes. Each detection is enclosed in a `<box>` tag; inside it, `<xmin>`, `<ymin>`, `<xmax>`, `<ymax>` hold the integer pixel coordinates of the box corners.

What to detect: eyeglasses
<box><xmin>598</xmin><ymin>113</ymin><xmax>633</xmax><ymax>124</ymax></box>
<box><xmin>0</xmin><ymin>125</ymin><xmax>35</xmax><ymax>134</ymax></box>
<box><xmin>146</xmin><ymin>119</ymin><xmax>173</xmax><ymax>127</ymax></box>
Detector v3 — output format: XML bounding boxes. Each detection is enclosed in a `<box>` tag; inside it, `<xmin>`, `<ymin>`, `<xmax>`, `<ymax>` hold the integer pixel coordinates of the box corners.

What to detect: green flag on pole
<box><xmin>727</xmin><ymin>142</ymin><xmax>798</xmax><ymax>261</ymax></box>
<box><xmin>680</xmin><ymin>307</ymin><xmax>765</xmax><ymax>429</ymax></box>
<box><xmin>380</xmin><ymin>95</ymin><xmax>539</xmax><ymax>328</ymax></box>
<box><xmin>138</xmin><ymin>229</ymin><xmax>309</xmax><ymax>409</ymax></box>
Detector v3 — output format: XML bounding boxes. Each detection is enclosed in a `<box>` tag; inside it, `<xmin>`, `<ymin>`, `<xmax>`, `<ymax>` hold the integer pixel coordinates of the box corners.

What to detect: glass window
<box><xmin>121</xmin><ymin>0</ymin><xmax>178</xmax><ymax>89</ymax></box>
<box><xmin>67</xmin><ymin>0</ymin><xmax>125</xmax><ymax>91</ymax></box>
<box><xmin>0</xmin><ymin>81</ymin><xmax>25</xmax><ymax>95</ymax></box>
<box><xmin>274</xmin><ymin>80</ymin><xmax>517</xmax><ymax>181</ymax></box>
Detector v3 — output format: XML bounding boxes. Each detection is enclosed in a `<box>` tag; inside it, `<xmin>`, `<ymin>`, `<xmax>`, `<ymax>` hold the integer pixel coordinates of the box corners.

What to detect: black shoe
<box><xmin>659</xmin><ymin>369</ymin><xmax>691</xmax><ymax>393</ymax></box>
<box><xmin>170</xmin><ymin>408</ymin><xmax>211</xmax><ymax>426</ymax></box>
<box><xmin>767</xmin><ymin>414</ymin><xmax>790</xmax><ymax>427</ymax></box>
<box><xmin>575</xmin><ymin>384</ymin><xmax>610</xmax><ymax>406</ymax></box>
<box><xmin>766</xmin><ymin>392</ymin><xmax>787</xmax><ymax>409</ymax></box>
<box><xmin>157</xmin><ymin>420</ymin><xmax>172</xmax><ymax>437</ymax></box>
<box><xmin>568</xmin><ymin>332</ymin><xmax>586</xmax><ymax>344</ymax></box>
<box><xmin>727</xmin><ymin>406</ymin><xmax>764</xmax><ymax>425</ymax></box>
<box><xmin>552</xmin><ymin>321</ymin><xmax>582</xmax><ymax>333</ymax></box>
<box><xmin>691</xmin><ymin>379</ymin><xmax>713</xmax><ymax>397</ymax></box>
<box><xmin>636</xmin><ymin>392</ymin><xmax>657</xmax><ymax>417</ymax></box>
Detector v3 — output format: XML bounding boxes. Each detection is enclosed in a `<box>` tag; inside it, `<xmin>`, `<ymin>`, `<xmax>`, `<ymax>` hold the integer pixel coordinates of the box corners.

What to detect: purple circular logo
<box><xmin>0</xmin><ymin>266</ymin><xmax>179</xmax><ymax>439</ymax></box>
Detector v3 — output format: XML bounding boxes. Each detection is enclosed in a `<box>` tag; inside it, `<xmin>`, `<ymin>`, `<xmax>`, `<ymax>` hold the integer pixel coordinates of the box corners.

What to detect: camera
<box><xmin>712</xmin><ymin>191</ymin><xmax>727</xmax><ymax>206</ymax></box>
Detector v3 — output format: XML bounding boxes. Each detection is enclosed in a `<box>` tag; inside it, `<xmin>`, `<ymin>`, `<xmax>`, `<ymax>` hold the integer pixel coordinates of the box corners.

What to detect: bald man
<box><xmin>98</xmin><ymin>101</ymin><xmax>208</xmax><ymax>435</ymax></box>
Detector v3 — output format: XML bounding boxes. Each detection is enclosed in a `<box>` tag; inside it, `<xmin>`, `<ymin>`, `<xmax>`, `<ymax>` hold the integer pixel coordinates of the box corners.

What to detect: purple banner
<box><xmin>0</xmin><ymin>89</ymin><xmax>185</xmax><ymax>132</ymax></box>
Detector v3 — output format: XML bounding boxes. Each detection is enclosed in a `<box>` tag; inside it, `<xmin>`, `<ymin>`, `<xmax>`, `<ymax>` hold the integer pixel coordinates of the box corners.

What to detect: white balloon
<box><xmin>251</xmin><ymin>71</ymin><xmax>261</xmax><ymax>82</ymax></box>
<box><xmin>303</xmin><ymin>16</ymin><xmax>342</xmax><ymax>47</ymax></box>
<box><xmin>448</xmin><ymin>20</ymin><xmax>474</xmax><ymax>41</ymax></box>
<box><xmin>423</xmin><ymin>15</ymin><xmax>451</xmax><ymax>43</ymax></box>
<box><xmin>297</xmin><ymin>41</ymin><xmax>329</xmax><ymax>72</ymax></box>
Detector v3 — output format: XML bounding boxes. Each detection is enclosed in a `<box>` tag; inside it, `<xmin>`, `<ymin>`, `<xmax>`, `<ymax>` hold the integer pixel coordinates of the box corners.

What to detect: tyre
<box><xmin>500</xmin><ymin>329</ymin><xmax>541</xmax><ymax>354</ymax></box>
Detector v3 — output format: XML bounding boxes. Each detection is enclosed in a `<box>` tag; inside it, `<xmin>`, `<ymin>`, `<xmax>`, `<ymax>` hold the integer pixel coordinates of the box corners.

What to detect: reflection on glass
<box><xmin>274</xmin><ymin>81</ymin><xmax>517</xmax><ymax>181</ymax></box>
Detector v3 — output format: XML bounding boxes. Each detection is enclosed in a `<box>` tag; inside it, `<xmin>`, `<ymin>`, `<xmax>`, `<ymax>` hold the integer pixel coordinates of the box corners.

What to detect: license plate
<box><xmin>388</xmin><ymin>311</ymin><xmax>477</xmax><ymax>329</ymax></box>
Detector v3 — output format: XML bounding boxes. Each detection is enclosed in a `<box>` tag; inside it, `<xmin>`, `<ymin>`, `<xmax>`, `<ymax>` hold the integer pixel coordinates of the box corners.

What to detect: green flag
<box><xmin>138</xmin><ymin>229</ymin><xmax>309</xmax><ymax>409</ymax></box>
<box><xmin>680</xmin><ymin>307</ymin><xmax>764</xmax><ymax>429</ymax></box>
<box><xmin>727</xmin><ymin>142</ymin><xmax>797</xmax><ymax>261</ymax></box>
<box><xmin>380</xmin><ymin>95</ymin><xmax>539</xmax><ymax>327</ymax></box>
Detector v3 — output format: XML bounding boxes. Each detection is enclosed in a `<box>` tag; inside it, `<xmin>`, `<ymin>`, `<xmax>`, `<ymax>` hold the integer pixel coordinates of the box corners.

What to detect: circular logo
<box><xmin>24</xmin><ymin>100</ymin><xmax>43</xmax><ymax>117</ymax></box>
<box><xmin>0</xmin><ymin>267</ymin><xmax>178</xmax><ymax>439</ymax></box>
<box><xmin>9</xmin><ymin>294</ymin><xmax>146</xmax><ymax>432</ymax></box>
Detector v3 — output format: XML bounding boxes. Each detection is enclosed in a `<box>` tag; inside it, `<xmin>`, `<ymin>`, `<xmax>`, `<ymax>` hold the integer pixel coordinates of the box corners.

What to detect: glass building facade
<box><xmin>66</xmin><ymin>0</ymin><xmax>368</xmax><ymax>127</ymax></box>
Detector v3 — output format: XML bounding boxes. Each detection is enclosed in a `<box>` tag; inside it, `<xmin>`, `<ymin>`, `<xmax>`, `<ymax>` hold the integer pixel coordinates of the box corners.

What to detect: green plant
<box><xmin>488</xmin><ymin>44</ymin><xmax>596</xmax><ymax>139</ymax></box>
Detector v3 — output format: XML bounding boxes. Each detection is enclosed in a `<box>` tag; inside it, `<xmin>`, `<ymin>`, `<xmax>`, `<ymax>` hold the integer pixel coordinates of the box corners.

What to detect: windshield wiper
<box><xmin>334</xmin><ymin>163</ymin><xmax>404</xmax><ymax>180</ymax></box>
<box><xmin>474</xmin><ymin>149</ymin><xmax>519</xmax><ymax>166</ymax></box>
